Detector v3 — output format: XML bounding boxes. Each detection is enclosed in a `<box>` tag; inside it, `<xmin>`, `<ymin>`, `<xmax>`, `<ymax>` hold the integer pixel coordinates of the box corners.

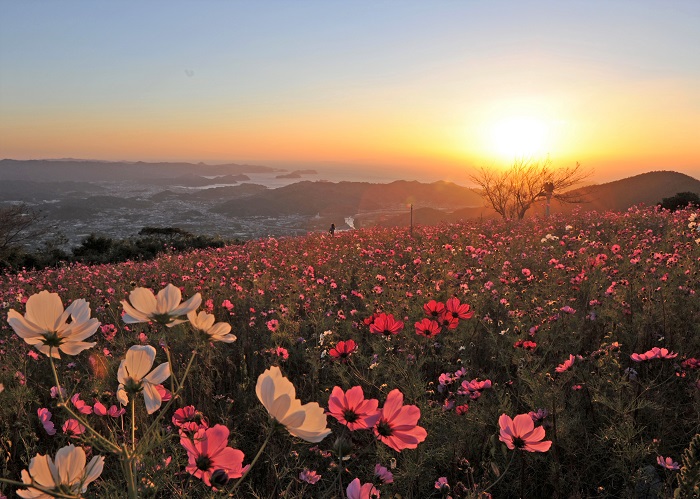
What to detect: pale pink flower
<box><xmin>256</xmin><ymin>366</ymin><xmax>331</xmax><ymax>442</ymax></box>
<box><xmin>17</xmin><ymin>444</ymin><xmax>104</xmax><ymax>499</ymax></box>
<box><xmin>117</xmin><ymin>345</ymin><xmax>170</xmax><ymax>414</ymax></box>
<box><xmin>187</xmin><ymin>310</ymin><xmax>237</xmax><ymax>343</ymax></box>
<box><xmin>121</xmin><ymin>284</ymin><xmax>201</xmax><ymax>327</ymax></box>
<box><xmin>7</xmin><ymin>291</ymin><xmax>99</xmax><ymax>358</ymax></box>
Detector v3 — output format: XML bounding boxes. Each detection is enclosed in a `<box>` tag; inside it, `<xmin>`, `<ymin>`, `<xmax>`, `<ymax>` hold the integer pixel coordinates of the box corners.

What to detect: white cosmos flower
<box><xmin>117</xmin><ymin>345</ymin><xmax>170</xmax><ymax>414</ymax></box>
<box><xmin>7</xmin><ymin>291</ymin><xmax>100</xmax><ymax>358</ymax></box>
<box><xmin>121</xmin><ymin>284</ymin><xmax>201</xmax><ymax>327</ymax></box>
<box><xmin>187</xmin><ymin>310</ymin><xmax>237</xmax><ymax>343</ymax></box>
<box><xmin>17</xmin><ymin>444</ymin><xmax>104</xmax><ymax>499</ymax></box>
<box><xmin>256</xmin><ymin>366</ymin><xmax>331</xmax><ymax>443</ymax></box>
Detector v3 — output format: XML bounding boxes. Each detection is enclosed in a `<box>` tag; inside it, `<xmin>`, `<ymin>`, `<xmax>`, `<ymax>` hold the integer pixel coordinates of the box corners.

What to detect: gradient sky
<box><xmin>1</xmin><ymin>0</ymin><xmax>699</xmax><ymax>183</ymax></box>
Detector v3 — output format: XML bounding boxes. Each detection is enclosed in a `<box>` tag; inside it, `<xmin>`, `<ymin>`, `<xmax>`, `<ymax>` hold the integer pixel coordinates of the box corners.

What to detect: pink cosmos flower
<box><xmin>37</xmin><ymin>408</ymin><xmax>56</xmax><ymax>436</ymax></box>
<box><xmin>423</xmin><ymin>300</ymin><xmax>446</xmax><ymax>318</ymax></box>
<box><xmin>180</xmin><ymin>424</ymin><xmax>248</xmax><ymax>487</ymax></box>
<box><xmin>62</xmin><ymin>418</ymin><xmax>85</xmax><ymax>438</ymax></box>
<box><xmin>414</xmin><ymin>318</ymin><xmax>441</xmax><ymax>338</ymax></box>
<box><xmin>445</xmin><ymin>297</ymin><xmax>474</xmax><ymax>320</ymax></box>
<box><xmin>266</xmin><ymin>319</ymin><xmax>279</xmax><ymax>332</ymax></box>
<box><xmin>93</xmin><ymin>400</ymin><xmax>108</xmax><ymax>416</ymax></box>
<box><xmin>435</xmin><ymin>476</ymin><xmax>450</xmax><ymax>491</ymax></box>
<box><xmin>107</xmin><ymin>405</ymin><xmax>126</xmax><ymax>418</ymax></box>
<box><xmin>347</xmin><ymin>478</ymin><xmax>380</xmax><ymax>499</ymax></box>
<box><xmin>173</xmin><ymin>406</ymin><xmax>209</xmax><ymax>433</ymax></box>
<box><xmin>299</xmin><ymin>469</ymin><xmax>321</xmax><ymax>484</ymax></box>
<box><xmin>328</xmin><ymin>339</ymin><xmax>357</xmax><ymax>362</ymax></box>
<box><xmin>374</xmin><ymin>463</ymin><xmax>393</xmax><ymax>484</ymax></box>
<box><xmin>369</xmin><ymin>313</ymin><xmax>404</xmax><ymax>336</ymax></box>
<box><xmin>71</xmin><ymin>393</ymin><xmax>93</xmax><ymax>415</ymax></box>
<box><xmin>374</xmin><ymin>389</ymin><xmax>427</xmax><ymax>452</ymax></box>
<box><xmin>555</xmin><ymin>354</ymin><xmax>577</xmax><ymax>373</ymax></box>
<box><xmin>498</xmin><ymin>413</ymin><xmax>551</xmax><ymax>452</ymax></box>
<box><xmin>631</xmin><ymin>347</ymin><xmax>679</xmax><ymax>362</ymax></box>
<box><xmin>657</xmin><ymin>456</ymin><xmax>680</xmax><ymax>470</ymax></box>
<box><xmin>327</xmin><ymin>386</ymin><xmax>380</xmax><ymax>431</ymax></box>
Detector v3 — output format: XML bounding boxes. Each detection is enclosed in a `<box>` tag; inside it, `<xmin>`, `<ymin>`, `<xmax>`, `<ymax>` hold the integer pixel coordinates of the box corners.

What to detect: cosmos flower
<box><xmin>346</xmin><ymin>478</ymin><xmax>380</xmax><ymax>499</ymax></box>
<box><xmin>445</xmin><ymin>297</ymin><xmax>474</xmax><ymax>320</ymax></box>
<box><xmin>657</xmin><ymin>456</ymin><xmax>680</xmax><ymax>470</ymax></box>
<box><xmin>37</xmin><ymin>408</ymin><xmax>56</xmax><ymax>436</ymax></box>
<box><xmin>555</xmin><ymin>354</ymin><xmax>577</xmax><ymax>373</ymax></box>
<box><xmin>187</xmin><ymin>310</ymin><xmax>237</xmax><ymax>342</ymax></box>
<box><xmin>374</xmin><ymin>389</ymin><xmax>427</xmax><ymax>452</ymax></box>
<box><xmin>7</xmin><ymin>291</ymin><xmax>99</xmax><ymax>358</ymax></box>
<box><xmin>17</xmin><ymin>444</ymin><xmax>104</xmax><ymax>499</ymax></box>
<box><xmin>328</xmin><ymin>339</ymin><xmax>357</xmax><ymax>362</ymax></box>
<box><xmin>368</xmin><ymin>313</ymin><xmax>404</xmax><ymax>336</ymax></box>
<box><xmin>414</xmin><ymin>318</ymin><xmax>441</xmax><ymax>338</ymax></box>
<box><xmin>117</xmin><ymin>345</ymin><xmax>171</xmax><ymax>414</ymax></box>
<box><xmin>180</xmin><ymin>425</ymin><xmax>248</xmax><ymax>487</ymax></box>
<box><xmin>121</xmin><ymin>284</ymin><xmax>201</xmax><ymax>327</ymax></box>
<box><xmin>256</xmin><ymin>366</ymin><xmax>331</xmax><ymax>442</ymax></box>
<box><xmin>498</xmin><ymin>413</ymin><xmax>552</xmax><ymax>452</ymax></box>
<box><xmin>327</xmin><ymin>386</ymin><xmax>380</xmax><ymax>431</ymax></box>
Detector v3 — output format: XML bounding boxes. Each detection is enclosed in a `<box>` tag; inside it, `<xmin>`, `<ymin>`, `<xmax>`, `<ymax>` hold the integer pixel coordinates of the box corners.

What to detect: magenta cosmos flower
<box><xmin>369</xmin><ymin>313</ymin><xmax>404</xmax><ymax>336</ymax></box>
<box><xmin>180</xmin><ymin>424</ymin><xmax>248</xmax><ymax>487</ymax></box>
<box><xmin>374</xmin><ymin>389</ymin><xmax>427</xmax><ymax>452</ymax></box>
<box><xmin>346</xmin><ymin>478</ymin><xmax>380</xmax><ymax>499</ymax></box>
<box><xmin>328</xmin><ymin>339</ymin><xmax>357</xmax><ymax>362</ymax></box>
<box><xmin>498</xmin><ymin>413</ymin><xmax>552</xmax><ymax>452</ymax></box>
<box><xmin>327</xmin><ymin>386</ymin><xmax>380</xmax><ymax>431</ymax></box>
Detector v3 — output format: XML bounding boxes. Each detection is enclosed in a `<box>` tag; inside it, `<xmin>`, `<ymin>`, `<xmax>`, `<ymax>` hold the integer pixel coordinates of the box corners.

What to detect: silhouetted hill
<box><xmin>554</xmin><ymin>171</ymin><xmax>700</xmax><ymax>213</ymax></box>
<box><xmin>213</xmin><ymin>180</ymin><xmax>483</xmax><ymax>217</ymax></box>
<box><xmin>0</xmin><ymin>159</ymin><xmax>278</xmax><ymax>182</ymax></box>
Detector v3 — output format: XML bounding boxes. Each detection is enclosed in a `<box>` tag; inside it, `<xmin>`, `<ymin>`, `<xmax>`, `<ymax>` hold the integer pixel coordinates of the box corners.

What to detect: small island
<box><xmin>275</xmin><ymin>169</ymin><xmax>318</xmax><ymax>179</ymax></box>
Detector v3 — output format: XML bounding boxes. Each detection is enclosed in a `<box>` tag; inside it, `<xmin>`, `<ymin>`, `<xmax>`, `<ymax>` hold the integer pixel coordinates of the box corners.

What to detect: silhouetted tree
<box><xmin>471</xmin><ymin>158</ymin><xmax>591</xmax><ymax>220</ymax></box>
<box><xmin>0</xmin><ymin>204</ymin><xmax>45</xmax><ymax>267</ymax></box>
<box><xmin>659</xmin><ymin>192</ymin><xmax>700</xmax><ymax>212</ymax></box>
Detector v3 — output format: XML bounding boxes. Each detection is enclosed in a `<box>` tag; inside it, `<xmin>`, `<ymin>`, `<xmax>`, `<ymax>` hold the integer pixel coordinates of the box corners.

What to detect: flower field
<box><xmin>1</xmin><ymin>206</ymin><xmax>699</xmax><ymax>498</ymax></box>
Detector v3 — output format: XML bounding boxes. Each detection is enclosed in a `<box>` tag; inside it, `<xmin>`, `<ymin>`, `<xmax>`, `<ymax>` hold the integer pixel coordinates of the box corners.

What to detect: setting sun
<box><xmin>488</xmin><ymin>117</ymin><xmax>550</xmax><ymax>159</ymax></box>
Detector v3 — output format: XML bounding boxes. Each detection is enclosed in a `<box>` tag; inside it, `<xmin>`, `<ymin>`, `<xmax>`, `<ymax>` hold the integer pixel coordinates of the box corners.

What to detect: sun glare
<box><xmin>488</xmin><ymin>117</ymin><xmax>550</xmax><ymax>159</ymax></box>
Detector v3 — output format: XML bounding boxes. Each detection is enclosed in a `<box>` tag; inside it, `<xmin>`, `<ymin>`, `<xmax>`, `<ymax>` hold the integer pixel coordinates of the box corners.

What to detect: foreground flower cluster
<box><xmin>0</xmin><ymin>206</ymin><xmax>698</xmax><ymax>497</ymax></box>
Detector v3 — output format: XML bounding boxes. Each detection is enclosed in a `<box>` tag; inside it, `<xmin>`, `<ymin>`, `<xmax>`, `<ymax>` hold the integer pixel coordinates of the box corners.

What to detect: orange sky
<box><xmin>1</xmin><ymin>2</ymin><xmax>699</xmax><ymax>183</ymax></box>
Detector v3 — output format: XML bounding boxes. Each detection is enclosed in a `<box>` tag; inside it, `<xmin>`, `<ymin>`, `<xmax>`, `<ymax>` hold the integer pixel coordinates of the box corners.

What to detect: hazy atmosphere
<box><xmin>1</xmin><ymin>0</ymin><xmax>699</xmax><ymax>183</ymax></box>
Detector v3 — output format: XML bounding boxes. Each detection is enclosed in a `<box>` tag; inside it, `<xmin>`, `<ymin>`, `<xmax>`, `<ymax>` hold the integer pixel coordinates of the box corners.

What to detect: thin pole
<box><xmin>410</xmin><ymin>204</ymin><xmax>413</xmax><ymax>235</ymax></box>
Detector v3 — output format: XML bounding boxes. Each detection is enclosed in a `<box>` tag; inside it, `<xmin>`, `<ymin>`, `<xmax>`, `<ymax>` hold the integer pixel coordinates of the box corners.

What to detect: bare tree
<box><xmin>0</xmin><ymin>204</ymin><xmax>45</xmax><ymax>262</ymax></box>
<box><xmin>470</xmin><ymin>157</ymin><xmax>592</xmax><ymax>220</ymax></box>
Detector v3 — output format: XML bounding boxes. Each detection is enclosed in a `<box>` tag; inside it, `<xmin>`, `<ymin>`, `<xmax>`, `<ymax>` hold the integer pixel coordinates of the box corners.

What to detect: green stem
<box><xmin>121</xmin><ymin>446</ymin><xmax>138</xmax><ymax>499</ymax></box>
<box><xmin>49</xmin><ymin>353</ymin><xmax>121</xmax><ymax>453</ymax></box>
<box><xmin>229</xmin><ymin>424</ymin><xmax>276</xmax><ymax>495</ymax></box>
<box><xmin>131</xmin><ymin>396</ymin><xmax>136</xmax><ymax>452</ymax></box>
<box><xmin>483</xmin><ymin>451</ymin><xmax>517</xmax><ymax>493</ymax></box>
<box><xmin>136</xmin><ymin>349</ymin><xmax>198</xmax><ymax>454</ymax></box>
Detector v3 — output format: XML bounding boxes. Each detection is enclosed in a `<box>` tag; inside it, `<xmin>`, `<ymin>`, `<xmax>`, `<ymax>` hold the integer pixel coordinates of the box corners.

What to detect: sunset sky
<box><xmin>1</xmin><ymin>1</ymin><xmax>699</xmax><ymax>183</ymax></box>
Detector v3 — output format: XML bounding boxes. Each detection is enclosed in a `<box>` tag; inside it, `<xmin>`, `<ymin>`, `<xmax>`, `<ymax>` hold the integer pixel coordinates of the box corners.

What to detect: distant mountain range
<box><xmin>0</xmin><ymin>158</ymin><xmax>277</xmax><ymax>182</ymax></box>
<box><xmin>0</xmin><ymin>159</ymin><xmax>697</xmax><ymax>244</ymax></box>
